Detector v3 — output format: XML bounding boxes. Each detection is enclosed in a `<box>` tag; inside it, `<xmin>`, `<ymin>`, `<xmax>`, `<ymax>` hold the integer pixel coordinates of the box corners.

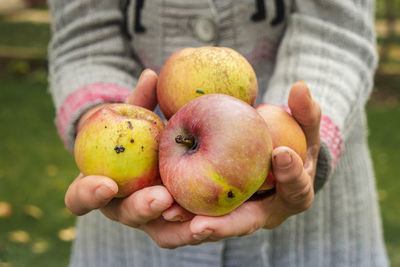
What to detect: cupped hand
<box><xmin>66</xmin><ymin>69</ymin><xmax>198</xmax><ymax>248</ymax></box>
<box><xmin>162</xmin><ymin>81</ymin><xmax>321</xmax><ymax>243</ymax></box>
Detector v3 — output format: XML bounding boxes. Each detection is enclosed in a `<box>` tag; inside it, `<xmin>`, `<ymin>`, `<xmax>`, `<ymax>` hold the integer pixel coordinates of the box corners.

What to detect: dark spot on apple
<box><xmin>119</xmin><ymin>134</ymin><xmax>123</xmax><ymax>137</ymax></box>
<box><xmin>114</xmin><ymin>145</ymin><xmax>125</xmax><ymax>153</ymax></box>
<box><xmin>130</xmin><ymin>139</ymin><xmax>134</xmax><ymax>143</ymax></box>
<box><xmin>196</xmin><ymin>89</ymin><xmax>205</xmax><ymax>94</ymax></box>
<box><xmin>104</xmin><ymin>125</ymin><xmax>107</xmax><ymax>128</ymax></box>
<box><xmin>141</xmin><ymin>145</ymin><xmax>144</xmax><ymax>151</ymax></box>
<box><xmin>127</xmin><ymin>121</ymin><xmax>133</xmax><ymax>129</ymax></box>
<box><xmin>227</xmin><ymin>190</ymin><xmax>234</xmax><ymax>198</ymax></box>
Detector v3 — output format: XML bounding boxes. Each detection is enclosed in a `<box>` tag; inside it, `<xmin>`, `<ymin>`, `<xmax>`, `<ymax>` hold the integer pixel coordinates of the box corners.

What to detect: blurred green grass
<box><xmin>0</xmin><ymin>8</ymin><xmax>399</xmax><ymax>267</ymax></box>
<box><xmin>367</xmin><ymin>99</ymin><xmax>400</xmax><ymax>266</ymax></box>
<box><xmin>0</xmin><ymin>74</ymin><xmax>77</xmax><ymax>267</ymax></box>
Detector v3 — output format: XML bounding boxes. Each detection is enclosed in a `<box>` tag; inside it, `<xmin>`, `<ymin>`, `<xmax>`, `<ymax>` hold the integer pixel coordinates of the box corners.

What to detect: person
<box><xmin>48</xmin><ymin>0</ymin><xmax>389</xmax><ymax>266</ymax></box>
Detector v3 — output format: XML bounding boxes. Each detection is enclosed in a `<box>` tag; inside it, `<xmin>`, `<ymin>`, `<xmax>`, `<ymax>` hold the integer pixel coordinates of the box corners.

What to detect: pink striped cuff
<box><xmin>56</xmin><ymin>83</ymin><xmax>131</xmax><ymax>149</ymax></box>
<box><xmin>319</xmin><ymin>115</ymin><xmax>343</xmax><ymax>168</ymax></box>
<box><xmin>283</xmin><ymin>106</ymin><xmax>343</xmax><ymax>169</ymax></box>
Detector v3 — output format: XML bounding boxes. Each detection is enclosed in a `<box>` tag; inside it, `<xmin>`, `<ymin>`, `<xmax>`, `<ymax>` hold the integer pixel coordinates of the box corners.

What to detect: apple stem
<box><xmin>175</xmin><ymin>135</ymin><xmax>195</xmax><ymax>148</ymax></box>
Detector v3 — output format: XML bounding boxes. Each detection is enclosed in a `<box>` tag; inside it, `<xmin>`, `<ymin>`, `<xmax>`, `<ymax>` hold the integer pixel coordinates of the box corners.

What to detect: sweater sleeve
<box><xmin>263</xmin><ymin>1</ymin><xmax>378</xmax><ymax>191</ymax></box>
<box><xmin>48</xmin><ymin>0</ymin><xmax>143</xmax><ymax>151</ymax></box>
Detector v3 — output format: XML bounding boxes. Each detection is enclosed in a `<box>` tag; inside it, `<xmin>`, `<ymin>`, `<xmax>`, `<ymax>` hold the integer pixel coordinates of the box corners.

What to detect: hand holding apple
<box><xmin>161</xmin><ymin>81</ymin><xmax>321</xmax><ymax>245</ymax></box>
<box><xmin>63</xmin><ymin>70</ymin><xmax>203</xmax><ymax>249</ymax></box>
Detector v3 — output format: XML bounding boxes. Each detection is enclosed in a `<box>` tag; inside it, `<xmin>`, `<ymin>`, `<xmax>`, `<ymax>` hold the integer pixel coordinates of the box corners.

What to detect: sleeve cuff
<box><xmin>55</xmin><ymin>83</ymin><xmax>131</xmax><ymax>151</ymax></box>
<box><xmin>314</xmin><ymin>115</ymin><xmax>343</xmax><ymax>192</ymax></box>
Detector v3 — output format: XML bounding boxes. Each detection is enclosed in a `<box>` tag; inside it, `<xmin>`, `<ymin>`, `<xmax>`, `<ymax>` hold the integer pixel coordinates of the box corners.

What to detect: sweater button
<box><xmin>193</xmin><ymin>17</ymin><xmax>217</xmax><ymax>43</ymax></box>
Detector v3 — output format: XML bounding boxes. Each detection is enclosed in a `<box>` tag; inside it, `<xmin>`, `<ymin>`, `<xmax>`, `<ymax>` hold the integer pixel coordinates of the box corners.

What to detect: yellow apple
<box><xmin>74</xmin><ymin>104</ymin><xmax>164</xmax><ymax>198</ymax></box>
<box><xmin>157</xmin><ymin>46</ymin><xmax>258</xmax><ymax>119</ymax></box>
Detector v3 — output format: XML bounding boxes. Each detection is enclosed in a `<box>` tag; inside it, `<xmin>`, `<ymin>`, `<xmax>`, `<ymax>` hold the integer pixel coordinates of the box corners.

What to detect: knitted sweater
<box><xmin>48</xmin><ymin>0</ymin><xmax>389</xmax><ymax>266</ymax></box>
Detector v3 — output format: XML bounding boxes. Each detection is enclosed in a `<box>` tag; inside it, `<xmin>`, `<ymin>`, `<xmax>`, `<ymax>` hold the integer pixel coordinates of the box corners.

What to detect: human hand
<box><xmin>161</xmin><ymin>80</ymin><xmax>321</xmax><ymax>242</ymax></box>
<box><xmin>66</xmin><ymin>69</ymin><xmax>199</xmax><ymax>248</ymax></box>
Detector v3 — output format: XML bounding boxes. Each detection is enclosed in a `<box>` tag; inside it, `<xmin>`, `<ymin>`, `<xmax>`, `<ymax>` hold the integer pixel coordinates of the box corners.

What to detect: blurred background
<box><xmin>0</xmin><ymin>1</ymin><xmax>399</xmax><ymax>266</ymax></box>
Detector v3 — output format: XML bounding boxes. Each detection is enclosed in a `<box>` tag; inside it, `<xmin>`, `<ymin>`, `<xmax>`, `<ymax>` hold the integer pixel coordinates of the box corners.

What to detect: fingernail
<box><xmin>193</xmin><ymin>229</ymin><xmax>213</xmax><ymax>241</ymax></box>
<box><xmin>138</xmin><ymin>69</ymin><xmax>150</xmax><ymax>84</ymax></box>
<box><xmin>150</xmin><ymin>200</ymin><xmax>169</xmax><ymax>212</ymax></box>
<box><xmin>95</xmin><ymin>185</ymin><xmax>116</xmax><ymax>200</ymax></box>
<box><xmin>274</xmin><ymin>150</ymin><xmax>292</xmax><ymax>169</ymax></box>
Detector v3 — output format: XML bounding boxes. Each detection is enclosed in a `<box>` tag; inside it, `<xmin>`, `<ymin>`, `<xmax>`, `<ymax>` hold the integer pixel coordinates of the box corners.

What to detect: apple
<box><xmin>157</xmin><ymin>46</ymin><xmax>258</xmax><ymax>119</ymax></box>
<box><xmin>255</xmin><ymin>104</ymin><xmax>307</xmax><ymax>191</ymax></box>
<box><xmin>159</xmin><ymin>94</ymin><xmax>273</xmax><ymax>216</ymax></box>
<box><xmin>74</xmin><ymin>104</ymin><xmax>164</xmax><ymax>198</ymax></box>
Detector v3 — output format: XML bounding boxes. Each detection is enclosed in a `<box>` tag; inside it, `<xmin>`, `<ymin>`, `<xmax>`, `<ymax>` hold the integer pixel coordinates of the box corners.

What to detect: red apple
<box><xmin>159</xmin><ymin>94</ymin><xmax>272</xmax><ymax>216</ymax></box>
<box><xmin>255</xmin><ymin>104</ymin><xmax>307</xmax><ymax>191</ymax></box>
<box><xmin>157</xmin><ymin>46</ymin><xmax>258</xmax><ymax>119</ymax></box>
<box><xmin>74</xmin><ymin>104</ymin><xmax>164</xmax><ymax>198</ymax></box>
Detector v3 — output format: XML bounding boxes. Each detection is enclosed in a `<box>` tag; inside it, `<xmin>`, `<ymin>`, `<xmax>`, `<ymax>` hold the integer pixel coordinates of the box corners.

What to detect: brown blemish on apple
<box><xmin>130</xmin><ymin>139</ymin><xmax>135</xmax><ymax>143</ymax></box>
<box><xmin>141</xmin><ymin>146</ymin><xmax>144</xmax><ymax>151</ymax></box>
<box><xmin>104</xmin><ymin>125</ymin><xmax>107</xmax><ymax>128</ymax></box>
<box><xmin>227</xmin><ymin>190</ymin><xmax>234</xmax><ymax>198</ymax></box>
<box><xmin>114</xmin><ymin>145</ymin><xmax>125</xmax><ymax>154</ymax></box>
<box><xmin>127</xmin><ymin>121</ymin><xmax>133</xmax><ymax>129</ymax></box>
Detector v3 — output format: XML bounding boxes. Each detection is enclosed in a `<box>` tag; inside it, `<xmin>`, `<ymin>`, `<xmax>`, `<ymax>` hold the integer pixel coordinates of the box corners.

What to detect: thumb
<box><xmin>273</xmin><ymin>147</ymin><xmax>314</xmax><ymax>211</ymax></box>
<box><xmin>288</xmin><ymin>81</ymin><xmax>321</xmax><ymax>148</ymax></box>
<box><xmin>125</xmin><ymin>69</ymin><xmax>158</xmax><ymax>110</ymax></box>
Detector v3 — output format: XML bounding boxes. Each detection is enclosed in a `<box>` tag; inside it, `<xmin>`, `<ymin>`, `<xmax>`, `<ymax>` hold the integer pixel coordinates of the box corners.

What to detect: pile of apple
<box><xmin>74</xmin><ymin>47</ymin><xmax>306</xmax><ymax>216</ymax></box>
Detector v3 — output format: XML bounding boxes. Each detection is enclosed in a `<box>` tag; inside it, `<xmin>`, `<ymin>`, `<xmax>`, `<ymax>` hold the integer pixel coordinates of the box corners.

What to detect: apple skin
<box><xmin>255</xmin><ymin>104</ymin><xmax>307</xmax><ymax>191</ymax></box>
<box><xmin>157</xmin><ymin>46</ymin><xmax>258</xmax><ymax>119</ymax></box>
<box><xmin>159</xmin><ymin>94</ymin><xmax>273</xmax><ymax>216</ymax></box>
<box><xmin>74</xmin><ymin>104</ymin><xmax>164</xmax><ymax>198</ymax></box>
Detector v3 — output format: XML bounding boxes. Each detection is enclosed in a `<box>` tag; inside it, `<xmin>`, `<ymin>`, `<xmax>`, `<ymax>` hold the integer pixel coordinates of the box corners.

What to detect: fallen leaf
<box><xmin>32</xmin><ymin>240</ymin><xmax>49</xmax><ymax>254</ymax></box>
<box><xmin>24</xmin><ymin>205</ymin><xmax>43</xmax><ymax>219</ymax></box>
<box><xmin>58</xmin><ymin>227</ymin><xmax>76</xmax><ymax>242</ymax></box>
<box><xmin>0</xmin><ymin>202</ymin><xmax>12</xmax><ymax>218</ymax></box>
<box><xmin>8</xmin><ymin>230</ymin><xmax>30</xmax><ymax>244</ymax></box>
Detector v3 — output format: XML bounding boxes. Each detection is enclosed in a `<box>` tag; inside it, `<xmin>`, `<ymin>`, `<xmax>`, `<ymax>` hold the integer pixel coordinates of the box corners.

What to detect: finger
<box><xmin>125</xmin><ymin>69</ymin><xmax>158</xmax><ymax>110</ymax></box>
<box><xmin>65</xmin><ymin>174</ymin><xmax>118</xmax><ymax>216</ymax></box>
<box><xmin>162</xmin><ymin>203</ymin><xmax>195</xmax><ymax>222</ymax></box>
<box><xmin>288</xmin><ymin>81</ymin><xmax>321</xmax><ymax>148</ymax></box>
<box><xmin>100</xmin><ymin>185</ymin><xmax>173</xmax><ymax>227</ymax></box>
<box><xmin>141</xmin><ymin>219</ymin><xmax>201</xmax><ymax>249</ymax></box>
<box><xmin>189</xmin><ymin>200</ymin><xmax>269</xmax><ymax>241</ymax></box>
<box><xmin>272</xmin><ymin>147</ymin><xmax>314</xmax><ymax>212</ymax></box>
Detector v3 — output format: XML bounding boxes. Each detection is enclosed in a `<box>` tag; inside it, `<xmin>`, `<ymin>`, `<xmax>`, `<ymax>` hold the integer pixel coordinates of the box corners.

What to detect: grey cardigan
<box><xmin>48</xmin><ymin>0</ymin><xmax>389</xmax><ymax>266</ymax></box>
